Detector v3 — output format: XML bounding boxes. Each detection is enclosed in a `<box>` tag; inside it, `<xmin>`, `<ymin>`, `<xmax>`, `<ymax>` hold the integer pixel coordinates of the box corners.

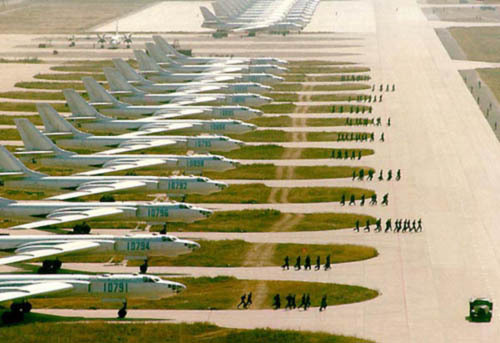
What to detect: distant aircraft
<box><xmin>152</xmin><ymin>35</ymin><xmax>287</xmax><ymax>66</ymax></box>
<box><xmin>96</xmin><ymin>22</ymin><xmax>133</xmax><ymax>49</ymax></box>
<box><xmin>134</xmin><ymin>50</ymin><xmax>284</xmax><ymax>85</ymax></box>
<box><xmin>0</xmin><ymin>144</ymin><xmax>227</xmax><ymax>201</ymax></box>
<box><xmin>37</xmin><ymin>104</ymin><xmax>245</xmax><ymax>153</ymax></box>
<box><xmin>15</xmin><ymin>119</ymin><xmax>240</xmax><ymax>176</ymax></box>
<box><xmin>63</xmin><ymin>89</ymin><xmax>257</xmax><ymax>135</ymax></box>
<box><xmin>104</xmin><ymin>67</ymin><xmax>272</xmax><ymax>106</ymax></box>
<box><xmin>0</xmin><ymin>273</ymin><xmax>185</xmax><ymax>323</ymax></box>
<box><xmin>0</xmin><ymin>233</ymin><xmax>199</xmax><ymax>273</ymax></box>
<box><xmin>145</xmin><ymin>43</ymin><xmax>287</xmax><ymax>74</ymax></box>
<box><xmin>82</xmin><ymin>76</ymin><xmax>264</xmax><ymax>119</ymax></box>
<box><xmin>113</xmin><ymin>58</ymin><xmax>272</xmax><ymax>95</ymax></box>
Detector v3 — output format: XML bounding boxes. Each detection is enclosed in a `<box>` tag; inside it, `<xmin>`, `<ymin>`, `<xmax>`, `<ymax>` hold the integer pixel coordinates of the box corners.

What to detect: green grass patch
<box><xmin>0</xmin><ymin>115</ymin><xmax>42</xmax><ymax>125</ymax></box>
<box><xmin>14</xmin><ymin>81</ymin><xmax>87</xmax><ymax>91</ymax></box>
<box><xmin>0</xmin><ymin>102</ymin><xmax>67</xmax><ymax>113</ymax></box>
<box><xmin>0</xmin><ymin>57</ymin><xmax>43</xmax><ymax>64</ymax></box>
<box><xmin>288</xmin><ymin>66</ymin><xmax>370</xmax><ymax>74</ymax></box>
<box><xmin>203</xmin><ymin>164</ymin><xmax>373</xmax><ymax>180</ymax></box>
<box><xmin>257</xmin><ymin>103</ymin><xmax>296</xmax><ymax>113</ymax></box>
<box><xmin>123</xmin><ymin>240</ymin><xmax>378</xmax><ymax>267</ymax></box>
<box><xmin>229</xmin><ymin>130</ymin><xmax>290</xmax><ymax>142</ymax></box>
<box><xmin>186</xmin><ymin>184</ymin><xmax>374</xmax><ymax>203</ymax></box>
<box><xmin>248</xmin><ymin>116</ymin><xmax>373</xmax><ymax>127</ymax></box>
<box><xmin>0</xmin><ymin>91</ymin><xmax>67</xmax><ymax>101</ymax></box>
<box><xmin>0</xmin><ymin>321</ymin><xmax>374</xmax><ymax>343</ymax></box>
<box><xmin>50</xmin><ymin>65</ymin><xmax>107</xmax><ymax>73</ymax></box>
<box><xmin>28</xmin><ymin>276</ymin><xmax>379</xmax><ymax>310</ymax></box>
<box><xmin>34</xmin><ymin>73</ymin><xmax>105</xmax><ymax>81</ymax></box>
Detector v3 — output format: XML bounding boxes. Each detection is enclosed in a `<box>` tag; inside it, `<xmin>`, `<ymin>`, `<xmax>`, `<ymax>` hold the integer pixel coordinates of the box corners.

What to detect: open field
<box><xmin>248</xmin><ymin>116</ymin><xmax>374</xmax><ymax>127</ymax></box>
<box><xmin>220</xmin><ymin>146</ymin><xmax>374</xmax><ymax>159</ymax></box>
<box><xmin>0</xmin><ymin>210</ymin><xmax>376</xmax><ymax>232</ymax></box>
<box><xmin>449</xmin><ymin>27</ymin><xmax>500</xmax><ymax>62</ymax></box>
<box><xmin>184</xmin><ymin>184</ymin><xmax>375</xmax><ymax>204</ymax></box>
<box><xmin>0</xmin><ymin>321</ymin><xmax>375</xmax><ymax>343</ymax></box>
<box><xmin>26</xmin><ymin>276</ymin><xmax>379</xmax><ymax>310</ymax></box>
<box><xmin>53</xmin><ymin>240</ymin><xmax>378</xmax><ymax>267</ymax></box>
<box><xmin>169</xmin><ymin>210</ymin><xmax>376</xmax><ymax>233</ymax></box>
<box><xmin>0</xmin><ymin>0</ymin><xmax>157</xmax><ymax>33</ymax></box>
<box><xmin>225</xmin><ymin>130</ymin><xmax>372</xmax><ymax>142</ymax></box>
<box><xmin>258</xmin><ymin>104</ymin><xmax>372</xmax><ymax>114</ymax></box>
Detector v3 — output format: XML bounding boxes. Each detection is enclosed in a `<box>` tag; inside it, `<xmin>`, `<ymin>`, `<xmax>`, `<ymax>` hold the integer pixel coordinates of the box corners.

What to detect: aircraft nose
<box><xmin>185</xmin><ymin>241</ymin><xmax>201</xmax><ymax>250</ymax></box>
<box><xmin>199</xmin><ymin>209</ymin><xmax>213</xmax><ymax>217</ymax></box>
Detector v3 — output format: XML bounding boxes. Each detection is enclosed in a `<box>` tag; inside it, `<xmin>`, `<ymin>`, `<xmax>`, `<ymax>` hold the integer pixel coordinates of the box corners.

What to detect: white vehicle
<box><xmin>145</xmin><ymin>43</ymin><xmax>287</xmax><ymax>74</ymax></box>
<box><xmin>82</xmin><ymin>76</ymin><xmax>264</xmax><ymax>118</ymax></box>
<box><xmin>152</xmin><ymin>35</ymin><xmax>287</xmax><ymax>66</ymax></box>
<box><xmin>37</xmin><ymin>105</ymin><xmax>245</xmax><ymax>153</ymax></box>
<box><xmin>0</xmin><ymin>273</ymin><xmax>184</xmax><ymax>323</ymax></box>
<box><xmin>16</xmin><ymin>119</ymin><xmax>239</xmax><ymax>175</ymax></box>
<box><xmin>135</xmin><ymin>50</ymin><xmax>284</xmax><ymax>85</ymax></box>
<box><xmin>104</xmin><ymin>67</ymin><xmax>272</xmax><ymax>107</ymax></box>
<box><xmin>0</xmin><ymin>233</ymin><xmax>199</xmax><ymax>272</ymax></box>
<box><xmin>64</xmin><ymin>90</ymin><xmax>256</xmax><ymax>135</ymax></box>
<box><xmin>113</xmin><ymin>58</ymin><xmax>272</xmax><ymax>94</ymax></box>
<box><xmin>0</xmin><ymin>145</ymin><xmax>227</xmax><ymax>201</ymax></box>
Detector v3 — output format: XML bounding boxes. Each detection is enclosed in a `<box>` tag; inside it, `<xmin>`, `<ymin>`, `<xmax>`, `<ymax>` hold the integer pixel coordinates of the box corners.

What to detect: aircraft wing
<box><xmin>47</xmin><ymin>180</ymin><xmax>149</xmax><ymax>201</ymax></box>
<box><xmin>168</xmin><ymin>95</ymin><xmax>221</xmax><ymax>106</ymax></box>
<box><xmin>195</xmin><ymin>74</ymin><xmax>238</xmax><ymax>83</ymax></box>
<box><xmin>0</xmin><ymin>241</ymin><xmax>102</xmax><ymax>265</ymax></box>
<box><xmin>121</xmin><ymin>123</ymin><xmax>196</xmax><ymax>137</ymax></box>
<box><xmin>153</xmin><ymin>108</ymin><xmax>206</xmax><ymax>118</ymax></box>
<box><xmin>177</xmin><ymin>84</ymin><xmax>226</xmax><ymax>94</ymax></box>
<box><xmin>75</xmin><ymin>158</ymin><xmax>175</xmax><ymax>176</ymax></box>
<box><xmin>0</xmin><ymin>282</ymin><xmax>74</xmax><ymax>303</ymax></box>
<box><xmin>205</xmin><ymin>66</ymin><xmax>243</xmax><ymax>74</ymax></box>
<box><xmin>97</xmin><ymin>139</ymin><xmax>179</xmax><ymax>155</ymax></box>
<box><xmin>10</xmin><ymin>207</ymin><xmax>125</xmax><ymax>230</ymax></box>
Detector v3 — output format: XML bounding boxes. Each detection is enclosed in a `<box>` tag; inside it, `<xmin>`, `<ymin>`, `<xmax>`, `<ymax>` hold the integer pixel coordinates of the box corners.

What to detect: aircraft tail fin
<box><xmin>15</xmin><ymin>118</ymin><xmax>72</xmax><ymax>156</ymax></box>
<box><xmin>37</xmin><ymin>103</ymin><xmax>90</xmax><ymax>137</ymax></box>
<box><xmin>200</xmin><ymin>7</ymin><xmax>220</xmax><ymax>23</ymax></box>
<box><xmin>134</xmin><ymin>49</ymin><xmax>164</xmax><ymax>73</ymax></box>
<box><xmin>82</xmin><ymin>76</ymin><xmax>125</xmax><ymax>107</ymax></box>
<box><xmin>103</xmin><ymin>67</ymin><xmax>145</xmax><ymax>95</ymax></box>
<box><xmin>0</xmin><ymin>145</ymin><xmax>45</xmax><ymax>178</ymax></box>
<box><xmin>112</xmin><ymin>58</ymin><xmax>151</xmax><ymax>85</ymax></box>
<box><xmin>152</xmin><ymin>35</ymin><xmax>185</xmax><ymax>58</ymax></box>
<box><xmin>63</xmin><ymin>89</ymin><xmax>109</xmax><ymax>120</ymax></box>
<box><xmin>145</xmin><ymin>43</ymin><xmax>178</xmax><ymax>65</ymax></box>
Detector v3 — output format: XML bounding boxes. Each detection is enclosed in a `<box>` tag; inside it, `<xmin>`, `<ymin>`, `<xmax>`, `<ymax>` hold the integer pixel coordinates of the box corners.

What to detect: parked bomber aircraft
<box><xmin>104</xmin><ymin>67</ymin><xmax>272</xmax><ymax>107</ymax></box>
<box><xmin>63</xmin><ymin>90</ymin><xmax>256</xmax><ymax>135</ymax></box>
<box><xmin>113</xmin><ymin>58</ymin><xmax>272</xmax><ymax>94</ymax></box>
<box><xmin>0</xmin><ymin>233</ymin><xmax>199</xmax><ymax>273</ymax></box>
<box><xmin>15</xmin><ymin>119</ymin><xmax>239</xmax><ymax>176</ymax></box>
<box><xmin>0</xmin><ymin>274</ymin><xmax>185</xmax><ymax>323</ymax></box>
<box><xmin>37</xmin><ymin>105</ymin><xmax>245</xmax><ymax>154</ymax></box>
<box><xmin>145</xmin><ymin>43</ymin><xmax>287</xmax><ymax>74</ymax></box>
<box><xmin>82</xmin><ymin>76</ymin><xmax>264</xmax><ymax>119</ymax></box>
<box><xmin>152</xmin><ymin>35</ymin><xmax>287</xmax><ymax>66</ymax></box>
<box><xmin>0</xmin><ymin>145</ymin><xmax>227</xmax><ymax>201</ymax></box>
<box><xmin>134</xmin><ymin>50</ymin><xmax>284</xmax><ymax>85</ymax></box>
<box><xmin>0</xmin><ymin>195</ymin><xmax>212</xmax><ymax>231</ymax></box>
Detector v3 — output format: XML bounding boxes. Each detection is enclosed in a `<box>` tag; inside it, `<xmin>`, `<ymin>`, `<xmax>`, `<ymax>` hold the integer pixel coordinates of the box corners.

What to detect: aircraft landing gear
<box><xmin>73</xmin><ymin>222</ymin><xmax>91</xmax><ymax>234</ymax></box>
<box><xmin>159</xmin><ymin>223</ymin><xmax>167</xmax><ymax>235</ymax></box>
<box><xmin>2</xmin><ymin>301</ymin><xmax>31</xmax><ymax>324</ymax></box>
<box><xmin>139</xmin><ymin>259</ymin><xmax>148</xmax><ymax>274</ymax></box>
<box><xmin>38</xmin><ymin>259</ymin><xmax>62</xmax><ymax>274</ymax></box>
<box><xmin>118</xmin><ymin>301</ymin><xmax>127</xmax><ymax>319</ymax></box>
